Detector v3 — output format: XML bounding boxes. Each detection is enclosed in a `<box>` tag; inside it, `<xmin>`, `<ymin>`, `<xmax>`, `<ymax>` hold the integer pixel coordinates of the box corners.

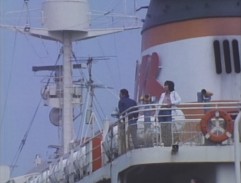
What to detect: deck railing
<box><xmin>21</xmin><ymin>101</ymin><xmax>241</xmax><ymax>183</ymax></box>
<box><xmin>103</xmin><ymin>101</ymin><xmax>241</xmax><ymax>157</ymax></box>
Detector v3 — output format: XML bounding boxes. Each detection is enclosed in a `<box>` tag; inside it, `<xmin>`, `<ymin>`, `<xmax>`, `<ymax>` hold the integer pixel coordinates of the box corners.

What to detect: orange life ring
<box><xmin>200</xmin><ymin>110</ymin><xmax>233</xmax><ymax>143</ymax></box>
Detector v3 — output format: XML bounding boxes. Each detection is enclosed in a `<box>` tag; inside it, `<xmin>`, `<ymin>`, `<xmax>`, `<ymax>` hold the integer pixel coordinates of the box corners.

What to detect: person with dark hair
<box><xmin>140</xmin><ymin>94</ymin><xmax>152</xmax><ymax>131</ymax></box>
<box><xmin>155</xmin><ymin>80</ymin><xmax>181</xmax><ymax>146</ymax></box>
<box><xmin>140</xmin><ymin>94</ymin><xmax>154</xmax><ymax>147</ymax></box>
<box><xmin>200</xmin><ymin>89</ymin><xmax>213</xmax><ymax>113</ymax></box>
<box><xmin>201</xmin><ymin>89</ymin><xmax>213</xmax><ymax>102</ymax></box>
<box><xmin>118</xmin><ymin>89</ymin><xmax>139</xmax><ymax>148</ymax></box>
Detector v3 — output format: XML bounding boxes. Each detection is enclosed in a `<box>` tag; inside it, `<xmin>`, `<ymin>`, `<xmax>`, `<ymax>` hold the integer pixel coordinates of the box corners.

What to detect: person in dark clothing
<box><xmin>201</xmin><ymin>89</ymin><xmax>213</xmax><ymax>102</ymax></box>
<box><xmin>200</xmin><ymin>89</ymin><xmax>213</xmax><ymax>113</ymax></box>
<box><xmin>118</xmin><ymin>89</ymin><xmax>139</xmax><ymax>148</ymax></box>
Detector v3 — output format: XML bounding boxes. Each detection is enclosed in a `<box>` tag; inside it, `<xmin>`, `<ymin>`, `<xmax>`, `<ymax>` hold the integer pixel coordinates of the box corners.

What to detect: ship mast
<box><xmin>1</xmin><ymin>0</ymin><xmax>141</xmax><ymax>154</ymax></box>
<box><xmin>40</xmin><ymin>0</ymin><xmax>125</xmax><ymax>153</ymax></box>
<box><xmin>62</xmin><ymin>32</ymin><xmax>73</xmax><ymax>153</ymax></box>
<box><xmin>40</xmin><ymin>0</ymin><xmax>92</xmax><ymax>153</ymax></box>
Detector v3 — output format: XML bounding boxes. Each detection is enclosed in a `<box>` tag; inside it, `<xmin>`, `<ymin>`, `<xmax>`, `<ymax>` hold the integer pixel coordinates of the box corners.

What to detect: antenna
<box><xmin>1</xmin><ymin>0</ymin><xmax>142</xmax><ymax>154</ymax></box>
<box><xmin>77</xmin><ymin>57</ymin><xmax>114</xmax><ymax>140</ymax></box>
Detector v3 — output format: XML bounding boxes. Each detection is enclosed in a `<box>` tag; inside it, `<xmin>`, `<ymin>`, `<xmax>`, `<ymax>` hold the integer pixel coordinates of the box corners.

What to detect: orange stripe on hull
<box><xmin>142</xmin><ymin>17</ymin><xmax>241</xmax><ymax>51</ymax></box>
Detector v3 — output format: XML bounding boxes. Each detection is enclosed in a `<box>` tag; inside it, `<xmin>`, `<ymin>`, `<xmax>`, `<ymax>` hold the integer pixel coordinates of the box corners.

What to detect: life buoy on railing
<box><xmin>200</xmin><ymin>110</ymin><xmax>234</xmax><ymax>143</ymax></box>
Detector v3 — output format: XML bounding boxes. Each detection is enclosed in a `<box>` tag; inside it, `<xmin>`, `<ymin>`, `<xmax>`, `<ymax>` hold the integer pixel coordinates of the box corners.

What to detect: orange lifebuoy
<box><xmin>200</xmin><ymin>110</ymin><xmax>233</xmax><ymax>143</ymax></box>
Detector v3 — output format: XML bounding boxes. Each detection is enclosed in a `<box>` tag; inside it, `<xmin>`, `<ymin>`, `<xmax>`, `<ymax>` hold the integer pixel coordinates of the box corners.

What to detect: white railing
<box><xmin>107</xmin><ymin>101</ymin><xmax>241</xmax><ymax>155</ymax></box>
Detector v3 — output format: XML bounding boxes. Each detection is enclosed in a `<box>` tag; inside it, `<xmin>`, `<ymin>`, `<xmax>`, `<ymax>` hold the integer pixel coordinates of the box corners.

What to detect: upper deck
<box><xmin>105</xmin><ymin>101</ymin><xmax>240</xmax><ymax>154</ymax></box>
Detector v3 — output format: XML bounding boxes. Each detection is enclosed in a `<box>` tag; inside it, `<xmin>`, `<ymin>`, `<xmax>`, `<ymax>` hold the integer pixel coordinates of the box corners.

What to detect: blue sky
<box><xmin>0</xmin><ymin>0</ymin><xmax>148</xmax><ymax>177</ymax></box>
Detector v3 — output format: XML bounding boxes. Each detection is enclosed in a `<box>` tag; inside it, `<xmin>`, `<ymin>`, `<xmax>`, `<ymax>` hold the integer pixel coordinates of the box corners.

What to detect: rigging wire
<box><xmin>24</xmin><ymin>0</ymin><xmax>31</xmax><ymax>29</ymax></box>
<box><xmin>90</xmin><ymin>0</ymin><xmax>140</xmax><ymax>29</ymax></box>
<box><xmin>0</xmin><ymin>1</ymin><xmax>46</xmax><ymax>176</ymax></box>
<box><xmin>71</xmin><ymin>51</ymin><xmax>87</xmax><ymax>140</ymax></box>
<box><xmin>21</xmin><ymin>33</ymin><xmax>60</xmax><ymax>60</ymax></box>
<box><xmin>72</xmin><ymin>51</ymin><xmax>86</xmax><ymax>83</ymax></box>
<box><xmin>10</xmin><ymin>98</ymin><xmax>42</xmax><ymax>176</ymax></box>
<box><xmin>22</xmin><ymin>0</ymin><xmax>61</xmax><ymax>62</ymax></box>
<box><xmin>1</xmin><ymin>0</ymin><xmax>149</xmax><ymax>178</ymax></box>
<box><xmin>24</xmin><ymin>0</ymin><xmax>61</xmax><ymax>61</ymax></box>
<box><xmin>92</xmin><ymin>1</ymin><xmax>124</xmax><ymax>91</ymax></box>
<box><xmin>42</xmin><ymin>48</ymin><xmax>63</xmax><ymax>145</ymax></box>
<box><xmin>92</xmin><ymin>96</ymin><xmax>106</xmax><ymax>131</ymax></box>
<box><xmin>76</xmin><ymin>0</ymin><xmax>147</xmax><ymax>140</ymax></box>
<box><xmin>73</xmin><ymin>5</ymin><xmax>127</xmax><ymax>139</ymax></box>
<box><xmin>78</xmin><ymin>89</ymin><xmax>89</xmax><ymax>140</ymax></box>
<box><xmin>22</xmin><ymin>34</ymin><xmax>51</xmax><ymax>60</ymax></box>
<box><xmin>0</xmin><ymin>0</ymin><xmax>27</xmax><ymax>139</ymax></box>
<box><xmin>109</xmin><ymin>29</ymin><xmax>122</xmax><ymax>92</ymax></box>
<box><xmin>43</xmin><ymin>47</ymin><xmax>63</xmax><ymax>90</ymax></box>
<box><xmin>0</xmin><ymin>31</ymin><xmax>18</xmax><ymax>135</ymax></box>
<box><xmin>9</xmin><ymin>45</ymin><xmax>64</xmax><ymax>172</ymax></box>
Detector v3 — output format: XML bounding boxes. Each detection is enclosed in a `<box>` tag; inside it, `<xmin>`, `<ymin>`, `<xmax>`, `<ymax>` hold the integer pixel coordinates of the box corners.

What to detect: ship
<box><xmin>1</xmin><ymin>0</ymin><xmax>241</xmax><ymax>183</ymax></box>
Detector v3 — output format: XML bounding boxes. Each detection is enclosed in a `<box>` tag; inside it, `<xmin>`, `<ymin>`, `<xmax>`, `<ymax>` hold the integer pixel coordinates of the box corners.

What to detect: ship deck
<box><xmin>80</xmin><ymin>101</ymin><xmax>241</xmax><ymax>183</ymax></box>
<box><xmin>8</xmin><ymin>101</ymin><xmax>241</xmax><ymax>183</ymax></box>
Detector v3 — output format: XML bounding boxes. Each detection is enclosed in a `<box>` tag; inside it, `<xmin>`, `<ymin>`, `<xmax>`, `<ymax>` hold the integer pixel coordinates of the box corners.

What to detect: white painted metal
<box><xmin>42</xmin><ymin>0</ymin><xmax>89</xmax><ymax>31</ymax></box>
<box><xmin>0</xmin><ymin>166</ymin><xmax>10</xmax><ymax>183</ymax></box>
<box><xmin>234</xmin><ymin>112</ymin><xmax>241</xmax><ymax>183</ymax></box>
<box><xmin>216</xmin><ymin>164</ymin><xmax>236</xmax><ymax>183</ymax></box>
<box><xmin>142</xmin><ymin>36</ymin><xmax>241</xmax><ymax>102</ymax></box>
<box><xmin>63</xmin><ymin>31</ymin><xmax>74</xmax><ymax>153</ymax></box>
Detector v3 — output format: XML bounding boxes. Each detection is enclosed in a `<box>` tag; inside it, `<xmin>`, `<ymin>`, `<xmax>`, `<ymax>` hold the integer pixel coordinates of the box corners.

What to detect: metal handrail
<box><xmin>113</xmin><ymin>101</ymin><xmax>241</xmax><ymax>154</ymax></box>
<box><xmin>234</xmin><ymin>112</ymin><xmax>241</xmax><ymax>183</ymax></box>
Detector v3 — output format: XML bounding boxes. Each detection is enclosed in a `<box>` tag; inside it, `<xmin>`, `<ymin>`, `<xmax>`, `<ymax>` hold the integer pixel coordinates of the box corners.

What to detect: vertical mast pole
<box><xmin>10</xmin><ymin>0</ymin><xmax>137</xmax><ymax>155</ymax></box>
<box><xmin>63</xmin><ymin>31</ymin><xmax>73</xmax><ymax>153</ymax></box>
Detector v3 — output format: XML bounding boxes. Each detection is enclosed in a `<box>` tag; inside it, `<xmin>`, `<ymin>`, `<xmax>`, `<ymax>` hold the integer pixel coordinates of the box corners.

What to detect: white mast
<box><xmin>1</xmin><ymin>0</ymin><xmax>141</xmax><ymax>154</ymax></box>
<box><xmin>62</xmin><ymin>32</ymin><xmax>73</xmax><ymax>153</ymax></box>
<box><xmin>42</xmin><ymin>0</ymin><xmax>90</xmax><ymax>153</ymax></box>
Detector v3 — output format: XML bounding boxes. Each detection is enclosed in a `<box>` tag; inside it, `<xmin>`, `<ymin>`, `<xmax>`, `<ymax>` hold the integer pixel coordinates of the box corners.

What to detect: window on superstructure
<box><xmin>214</xmin><ymin>39</ymin><xmax>241</xmax><ymax>74</ymax></box>
<box><xmin>232</xmin><ymin>39</ymin><xmax>241</xmax><ymax>73</ymax></box>
<box><xmin>223</xmin><ymin>40</ymin><xmax>232</xmax><ymax>73</ymax></box>
<box><xmin>213</xmin><ymin>40</ymin><xmax>222</xmax><ymax>74</ymax></box>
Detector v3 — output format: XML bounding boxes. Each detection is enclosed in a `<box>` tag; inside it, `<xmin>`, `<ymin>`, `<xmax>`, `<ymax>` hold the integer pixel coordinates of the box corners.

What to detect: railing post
<box><xmin>118</xmin><ymin>118</ymin><xmax>126</xmax><ymax>154</ymax></box>
<box><xmin>234</xmin><ymin>111</ymin><xmax>241</xmax><ymax>183</ymax></box>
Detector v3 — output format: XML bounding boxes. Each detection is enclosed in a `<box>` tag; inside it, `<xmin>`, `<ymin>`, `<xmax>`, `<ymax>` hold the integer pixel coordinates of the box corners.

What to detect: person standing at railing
<box><xmin>118</xmin><ymin>89</ymin><xmax>139</xmax><ymax>149</ymax></box>
<box><xmin>140</xmin><ymin>94</ymin><xmax>155</xmax><ymax>147</ymax></box>
<box><xmin>155</xmin><ymin>80</ymin><xmax>181</xmax><ymax>146</ymax></box>
<box><xmin>140</xmin><ymin>94</ymin><xmax>153</xmax><ymax>132</ymax></box>
<box><xmin>200</xmin><ymin>89</ymin><xmax>213</xmax><ymax>113</ymax></box>
<box><xmin>201</xmin><ymin>89</ymin><xmax>213</xmax><ymax>102</ymax></box>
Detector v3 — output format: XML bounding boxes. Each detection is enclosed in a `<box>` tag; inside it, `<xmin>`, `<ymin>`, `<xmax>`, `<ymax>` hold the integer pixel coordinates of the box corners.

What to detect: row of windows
<box><xmin>213</xmin><ymin>39</ymin><xmax>240</xmax><ymax>74</ymax></box>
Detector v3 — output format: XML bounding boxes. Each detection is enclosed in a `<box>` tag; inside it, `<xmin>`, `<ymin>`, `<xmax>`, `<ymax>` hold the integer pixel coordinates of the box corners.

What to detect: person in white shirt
<box><xmin>156</xmin><ymin>80</ymin><xmax>181</xmax><ymax>146</ymax></box>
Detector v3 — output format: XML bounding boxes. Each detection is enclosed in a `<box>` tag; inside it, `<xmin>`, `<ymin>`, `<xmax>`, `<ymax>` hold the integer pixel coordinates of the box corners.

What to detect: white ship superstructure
<box><xmin>136</xmin><ymin>0</ymin><xmax>241</xmax><ymax>103</ymax></box>
<box><xmin>1</xmin><ymin>1</ymin><xmax>241</xmax><ymax>183</ymax></box>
